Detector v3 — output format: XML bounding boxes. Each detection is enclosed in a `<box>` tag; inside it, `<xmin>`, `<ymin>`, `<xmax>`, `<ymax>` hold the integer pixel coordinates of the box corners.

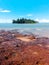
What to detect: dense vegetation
<box><xmin>12</xmin><ymin>18</ymin><xmax>38</xmax><ymax>24</ymax></box>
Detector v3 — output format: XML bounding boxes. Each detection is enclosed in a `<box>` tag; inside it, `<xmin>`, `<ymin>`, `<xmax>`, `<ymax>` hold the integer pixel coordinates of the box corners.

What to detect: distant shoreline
<box><xmin>12</xmin><ymin>18</ymin><xmax>38</xmax><ymax>24</ymax></box>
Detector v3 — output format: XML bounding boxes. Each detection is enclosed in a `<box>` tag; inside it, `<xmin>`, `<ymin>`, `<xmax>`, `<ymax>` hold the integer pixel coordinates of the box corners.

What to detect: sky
<box><xmin>0</xmin><ymin>0</ymin><xmax>49</xmax><ymax>23</ymax></box>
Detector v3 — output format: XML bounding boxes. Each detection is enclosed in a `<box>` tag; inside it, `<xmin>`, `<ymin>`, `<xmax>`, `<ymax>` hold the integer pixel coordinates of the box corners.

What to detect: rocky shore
<box><xmin>0</xmin><ymin>30</ymin><xmax>49</xmax><ymax>65</ymax></box>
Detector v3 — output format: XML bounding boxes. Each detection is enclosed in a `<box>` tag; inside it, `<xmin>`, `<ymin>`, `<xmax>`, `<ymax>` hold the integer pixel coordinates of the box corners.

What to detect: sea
<box><xmin>0</xmin><ymin>23</ymin><xmax>49</xmax><ymax>37</ymax></box>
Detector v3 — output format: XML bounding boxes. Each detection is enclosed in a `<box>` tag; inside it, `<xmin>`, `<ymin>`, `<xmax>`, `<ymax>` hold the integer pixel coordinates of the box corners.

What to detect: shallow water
<box><xmin>0</xmin><ymin>23</ymin><xmax>49</xmax><ymax>29</ymax></box>
<box><xmin>0</xmin><ymin>23</ymin><xmax>49</xmax><ymax>37</ymax></box>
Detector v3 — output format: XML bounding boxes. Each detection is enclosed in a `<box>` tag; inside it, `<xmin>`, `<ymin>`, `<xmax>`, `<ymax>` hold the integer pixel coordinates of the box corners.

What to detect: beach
<box><xmin>0</xmin><ymin>30</ymin><xmax>49</xmax><ymax>65</ymax></box>
<box><xmin>0</xmin><ymin>0</ymin><xmax>49</xmax><ymax>64</ymax></box>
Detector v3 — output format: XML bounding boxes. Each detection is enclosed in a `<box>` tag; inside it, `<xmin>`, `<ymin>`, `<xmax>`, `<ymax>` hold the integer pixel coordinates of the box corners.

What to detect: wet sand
<box><xmin>17</xmin><ymin>36</ymin><xmax>36</xmax><ymax>42</ymax></box>
<box><xmin>0</xmin><ymin>30</ymin><xmax>49</xmax><ymax>65</ymax></box>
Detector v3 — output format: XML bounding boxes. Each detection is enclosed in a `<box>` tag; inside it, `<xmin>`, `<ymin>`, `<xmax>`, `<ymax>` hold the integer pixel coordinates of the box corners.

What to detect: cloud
<box><xmin>27</xmin><ymin>14</ymin><xmax>33</xmax><ymax>17</ymax></box>
<box><xmin>0</xmin><ymin>9</ymin><xmax>11</xmax><ymax>12</ymax></box>
<box><xmin>0</xmin><ymin>19</ymin><xmax>12</xmax><ymax>23</ymax></box>
<box><xmin>35</xmin><ymin>18</ymin><xmax>49</xmax><ymax>23</ymax></box>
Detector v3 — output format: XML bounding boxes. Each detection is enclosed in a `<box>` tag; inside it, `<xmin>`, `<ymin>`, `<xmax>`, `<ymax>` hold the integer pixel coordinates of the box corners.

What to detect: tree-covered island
<box><xmin>12</xmin><ymin>18</ymin><xmax>38</xmax><ymax>24</ymax></box>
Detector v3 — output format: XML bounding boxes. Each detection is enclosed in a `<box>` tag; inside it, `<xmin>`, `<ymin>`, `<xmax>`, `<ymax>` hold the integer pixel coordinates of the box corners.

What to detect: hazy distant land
<box><xmin>12</xmin><ymin>18</ymin><xmax>38</xmax><ymax>24</ymax></box>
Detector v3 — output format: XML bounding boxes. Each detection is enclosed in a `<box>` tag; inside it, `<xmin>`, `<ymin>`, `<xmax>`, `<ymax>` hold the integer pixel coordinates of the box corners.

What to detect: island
<box><xmin>12</xmin><ymin>18</ymin><xmax>38</xmax><ymax>24</ymax></box>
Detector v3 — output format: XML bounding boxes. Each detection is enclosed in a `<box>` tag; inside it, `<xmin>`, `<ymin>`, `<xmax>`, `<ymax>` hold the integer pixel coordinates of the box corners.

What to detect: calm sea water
<box><xmin>0</xmin><ymin>23</ymin><xmax>49</xmax><ymax>29</ymax></box>
<box><xmin>0</xmin><ymin>23</ymin><xmax>49</xmax><ymax>37</ymax></box>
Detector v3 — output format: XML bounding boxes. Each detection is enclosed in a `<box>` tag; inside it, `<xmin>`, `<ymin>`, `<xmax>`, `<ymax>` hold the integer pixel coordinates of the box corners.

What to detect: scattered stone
<box><xmin>0</xmin><ymin>30</ymin><xmax>49</xmax><ymax>65</ymax></box>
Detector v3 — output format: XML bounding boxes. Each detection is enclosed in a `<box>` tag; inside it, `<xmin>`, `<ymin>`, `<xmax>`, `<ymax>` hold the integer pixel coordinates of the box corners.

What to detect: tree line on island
<box><xmin>12</xmin><ymin>18</ymin><xmax>38</xmax><ymax>24</ymax></box>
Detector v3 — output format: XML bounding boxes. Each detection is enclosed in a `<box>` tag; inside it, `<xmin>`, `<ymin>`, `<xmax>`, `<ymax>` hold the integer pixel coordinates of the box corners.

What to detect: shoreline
<box><xmin>0</xmin><ymin>28</ymin><xmax>49</xmax><ymax>38</ymax></box>
<box><xmin>0</xmin><ymin>30</ymin><xmax>49</xmax><ymax>65</ymax></box>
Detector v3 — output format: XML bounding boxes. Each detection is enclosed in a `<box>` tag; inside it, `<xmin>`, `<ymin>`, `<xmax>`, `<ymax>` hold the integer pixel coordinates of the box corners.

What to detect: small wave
<box><xmin>35</xmin><ymin>28</ymin><xmax>42</xmax><ymax>31</ymax></box>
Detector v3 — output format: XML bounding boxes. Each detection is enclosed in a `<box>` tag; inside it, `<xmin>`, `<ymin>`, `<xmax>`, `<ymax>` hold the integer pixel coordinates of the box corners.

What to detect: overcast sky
<box><xmin>0</xmin><ymin>0</ymin><xmax>49</xmax><ymax>23</ymax></box>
